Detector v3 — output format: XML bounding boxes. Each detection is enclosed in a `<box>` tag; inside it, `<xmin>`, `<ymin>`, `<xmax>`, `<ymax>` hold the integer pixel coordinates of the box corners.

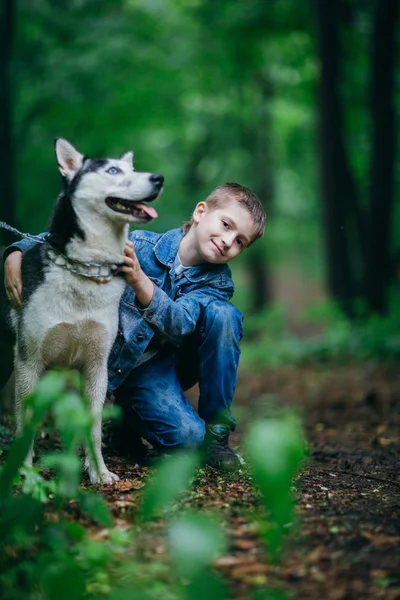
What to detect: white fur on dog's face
<box><xmin>55</xmin><ymin>138</ymin><xmax>162</xmax><ymax>226</ymax></box>
<box><xmin>75</xmin><ymin>157</ymin><xmax>161</xmax><ymax>225</ymax></box>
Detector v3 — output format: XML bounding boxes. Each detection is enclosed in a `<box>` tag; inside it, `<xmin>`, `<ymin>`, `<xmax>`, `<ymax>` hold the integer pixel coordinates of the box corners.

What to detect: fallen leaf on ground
<box><xmin>114</xmin><ymin>479</ymin><xmax>145</xmax><ymax>491</ymax></box>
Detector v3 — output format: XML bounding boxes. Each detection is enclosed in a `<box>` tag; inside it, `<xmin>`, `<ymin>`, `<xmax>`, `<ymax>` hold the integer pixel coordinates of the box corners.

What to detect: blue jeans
<box><xmin>114</xmin><ymin>302</ymin><xmax>243</xmax><ymax>450</ymax></box>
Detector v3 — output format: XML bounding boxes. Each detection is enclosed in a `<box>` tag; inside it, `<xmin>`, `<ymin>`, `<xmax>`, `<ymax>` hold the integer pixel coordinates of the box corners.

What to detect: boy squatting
<box><xmin>4</xmin><ymin>183</ymin><xmax>266</xmax><ymax>472</ymax></box>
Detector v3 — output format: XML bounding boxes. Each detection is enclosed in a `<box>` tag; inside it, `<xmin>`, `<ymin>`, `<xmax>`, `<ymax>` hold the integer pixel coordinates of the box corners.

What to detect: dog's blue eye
<box><xmin>107</xmin><ymin>166</ymin><xmax>121</xmax><ymax>175</ymax></box>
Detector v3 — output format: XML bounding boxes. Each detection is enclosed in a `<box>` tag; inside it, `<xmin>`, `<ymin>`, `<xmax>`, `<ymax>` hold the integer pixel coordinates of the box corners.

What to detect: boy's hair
<box><xmin>182</xmin><ymin>182</ymin><xmax>266</xmax><ymax>242</ymax></box>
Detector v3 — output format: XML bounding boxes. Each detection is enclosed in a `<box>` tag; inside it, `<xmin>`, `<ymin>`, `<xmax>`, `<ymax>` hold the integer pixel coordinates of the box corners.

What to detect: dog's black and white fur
<box><xmin>7</xmin><ymin>139</ymin><xmax>163</xmax><ymax>484</ymax></box>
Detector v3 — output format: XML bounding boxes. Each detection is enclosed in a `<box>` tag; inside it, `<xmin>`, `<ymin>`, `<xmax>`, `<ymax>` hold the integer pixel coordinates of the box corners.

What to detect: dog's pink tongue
<box><xmin>136</xmin><ymin>203</ymin><xmax>158</xmax><ymax>219</ymax></box>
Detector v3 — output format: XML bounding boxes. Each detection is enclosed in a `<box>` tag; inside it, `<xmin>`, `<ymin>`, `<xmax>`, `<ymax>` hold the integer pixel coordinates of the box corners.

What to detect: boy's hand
<box><xmin>4</xmin><ymin>251</ymin><xmax>23</xmax><ymax>310</ymax></box>
<box><xmin>119</xmin><ymin>240</ymin><xmax>154</xmax><ymax>308</ymax></box>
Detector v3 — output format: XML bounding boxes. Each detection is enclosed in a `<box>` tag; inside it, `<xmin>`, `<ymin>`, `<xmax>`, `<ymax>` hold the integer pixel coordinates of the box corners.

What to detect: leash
<box><xmin>0</xmin><ymin>220</ymin><xmax>120</xmax><ymax>283</ymax></box>
<box><xmin>0</xmin><ymin>221</ymin><xmax>48</xmax><ymax>244</ymax></box>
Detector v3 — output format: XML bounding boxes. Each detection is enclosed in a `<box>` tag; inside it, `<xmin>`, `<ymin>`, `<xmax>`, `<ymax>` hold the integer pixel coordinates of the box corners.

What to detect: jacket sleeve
<box><xmin>136</xmin><ymin>281</ymin><xmax>234</xmax><ymax>346</ymax></box>
<box><xmin>3</xmin><ymin>233</ymin><xmax>48</xmax><ymax>261</ymax></box>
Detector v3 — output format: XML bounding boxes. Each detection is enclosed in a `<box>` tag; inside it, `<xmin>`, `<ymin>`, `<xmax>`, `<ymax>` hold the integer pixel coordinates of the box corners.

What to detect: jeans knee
<box><xmin>178</xmin><ymin>418</ymin><xmax>205</xmax><ymax>448</ymax></box>
<box><xmin>202</xmin><ymin>302</ymin><xmax>243</xmax><ymax>340</ymax></box>
<box><xmin>151</xmin><ymin>417</ymin><xmax>205</xmax><ymax>449</ymax></box>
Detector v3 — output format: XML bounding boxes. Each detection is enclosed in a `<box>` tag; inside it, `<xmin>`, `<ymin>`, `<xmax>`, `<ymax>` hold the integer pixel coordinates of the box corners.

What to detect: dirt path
<box><xmin>228</xmin><ymin>362</ymin><xmax>400</xmax><ymax>599</ymax></box>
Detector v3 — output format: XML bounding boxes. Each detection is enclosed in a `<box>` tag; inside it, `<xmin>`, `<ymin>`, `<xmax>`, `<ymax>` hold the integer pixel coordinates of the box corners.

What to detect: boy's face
<box><xmin>192</xmin><ymin>200</ymin><xmax>257</xmax><ymax>264</ymax></box>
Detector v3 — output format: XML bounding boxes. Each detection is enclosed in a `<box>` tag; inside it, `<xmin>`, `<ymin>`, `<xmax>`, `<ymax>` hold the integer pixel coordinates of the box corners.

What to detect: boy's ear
<box><xmin>193</xmin><ymin>201</ymin><xmax>208</xmax><ymax>224</ymax></box>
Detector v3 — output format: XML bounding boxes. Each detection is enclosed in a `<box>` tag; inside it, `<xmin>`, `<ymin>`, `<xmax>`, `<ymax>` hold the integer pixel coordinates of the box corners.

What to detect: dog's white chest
<box><xmin>21</xmin><ymin>267</ymin><xmax>125</xmax><ymax>368</ymax></box>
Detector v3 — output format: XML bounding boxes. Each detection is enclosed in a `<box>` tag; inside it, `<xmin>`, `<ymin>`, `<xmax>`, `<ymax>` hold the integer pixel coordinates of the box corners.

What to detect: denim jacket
<box><xmin>5</xmin><ymin>228</ymin><xmax>235</xmax><ymax>390</ymax></box>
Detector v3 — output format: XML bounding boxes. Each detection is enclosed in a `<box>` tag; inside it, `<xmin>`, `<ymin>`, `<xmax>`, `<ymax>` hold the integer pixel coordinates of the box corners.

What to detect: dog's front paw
<box><xmin>98</xmin><ymin>469</ymin><xmax>120</xmax><ymax>485</ymax></box>
<box><xmin>85</xmin><ymin>457</ymin><xmax>120</xmax><ymax>485</ymax></box>
<box><xmin>87</xmin><ymin>466</ymin><xmax>119</xmax><ymax>485</ymax></box>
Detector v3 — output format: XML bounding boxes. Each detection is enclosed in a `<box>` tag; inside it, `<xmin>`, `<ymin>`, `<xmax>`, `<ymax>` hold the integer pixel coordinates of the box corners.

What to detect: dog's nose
<box><xmin>150</xmin><ymin>173</ymin><xmax>164</xmax><ymax>189</ymax></box>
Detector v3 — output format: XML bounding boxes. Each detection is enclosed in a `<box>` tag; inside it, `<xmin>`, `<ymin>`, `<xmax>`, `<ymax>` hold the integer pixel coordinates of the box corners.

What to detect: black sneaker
<box><xmin>203</xmin><ymin>424</ymin><xmax>240</xmax><ymax>472</ymax></box>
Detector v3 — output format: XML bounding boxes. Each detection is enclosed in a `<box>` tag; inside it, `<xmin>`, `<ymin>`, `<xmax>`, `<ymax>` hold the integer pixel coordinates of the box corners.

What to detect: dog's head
<box><xmin>55</xmin><ymin>138</ymin><xmax>163</xmax><ymax>225</ymax></box>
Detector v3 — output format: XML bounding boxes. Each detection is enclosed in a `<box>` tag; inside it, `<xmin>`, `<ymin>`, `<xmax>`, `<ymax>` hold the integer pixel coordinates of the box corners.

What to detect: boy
<box><xmin>4</xmin><ymin>183</ymin><xmax>266</xmax><ymax>471</ymax></box>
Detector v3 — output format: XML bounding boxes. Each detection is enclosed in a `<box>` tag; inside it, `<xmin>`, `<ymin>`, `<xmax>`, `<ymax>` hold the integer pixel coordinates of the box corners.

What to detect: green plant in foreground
<box><xmin>135</xmin><ymin>451</ymin><xmax>229</xmax><ymax>600</ymax></box>
<box><xmin>134</xmin><ymin>414</ymin><xmax>305</xmax><ymax>599</ymax></box>
<box><xmin>0</xmin><ymin>370</ymin><xmax>306</xmax><ymax>600</ymax></box>
<box><xmin>0</xmin><ymin>371</ymin><xmax>115</xmax><ymax>600</ymax></box>
<box><xmin>245</xmin><ymin>414</ymin><xmax>306</xmax><ymax>562</ymax></box>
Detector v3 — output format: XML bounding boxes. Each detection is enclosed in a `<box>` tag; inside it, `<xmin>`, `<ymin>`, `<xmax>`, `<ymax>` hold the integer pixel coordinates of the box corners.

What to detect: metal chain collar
<box><xmin>0</xmin><ymin>221</ymin><xmax>121</xmax><ymax>284</ymax></box>
<box><xmin>46</xmin><ymin>247</ymin><xmax>120</xmax><ymax>283</ymax></box>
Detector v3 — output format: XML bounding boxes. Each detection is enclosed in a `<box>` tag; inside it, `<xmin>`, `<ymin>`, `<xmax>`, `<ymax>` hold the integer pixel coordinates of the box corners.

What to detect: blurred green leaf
<box><xmin>20</xmin><ymin>466</ymin><xmax>56</xmax><ymax>503</ymax></box>
<box><xmin>0</xmin><ymin>427</ymin><xmax>36</xmax><ymax>503</ymax></box>
<box><xmin>76</xmin><ymin>538</ymin><xmax>109</xmax><ymax>567</ymax></box>
<box><xmin>43</xmin><ymin>565</ymin><xmax>86</xmax><ymax>600</ymax></box>
<box><xmin>247</xmin><ymin>415</ymin><xmax>305</xmax><ymax>483</ymax></box>
<box><xmin>79</xmin><ymin>491</ymin><xmax>113</xmax><ymax>527</ymax></box>
<box><xmin>110</xmin><ymin>589</ymin><xmax>152</xmax><ymax>600</ymax></box>
<box><xmin>52</xmin><ymin>391</ymin><xmax>92</xmax><ymax>451</ymax></box>
<box><xmin>184</xmin><ymin>571</ymin><xmax>230</xmax><ymax>600</ymax></box>
<box><xmin>167</xmin><ymin>512</ymin><xmax>227</xmax><ymax>579</ymax></box>
<box><xmin>246</xmin><ymin>414</ymin><xmax>305</xmax><ymax>558</ymax></box>
<box><xmin>0</xmin><ymin>495</ymin><xmax>44</xmax><ymax>540</ymax></box>
<box><xmin>41</xmin><ymin>453</ymin><xmax>81</xmax><ymax>498</ymax></box>
<box><xmin>25</xmin><ymin>371</ymin><xmax>71</xmax><ymax>422</ymax></box>
<box><xmin>62</xmin><ymin>521</ymin><xmax>86</xmax><ymax>543</ymax></box>
<box><xmin>139</xmin><ymin>451</ymin><xmax>199</xmax><ymax>521</ymax></box>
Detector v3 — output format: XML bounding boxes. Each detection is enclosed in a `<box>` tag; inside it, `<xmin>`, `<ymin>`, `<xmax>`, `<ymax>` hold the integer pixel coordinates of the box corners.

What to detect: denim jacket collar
<box><xmin>153</xmin><ymin>228</ymin><xmax>228</xmax><ymax>284</ymax></box>
<box><xmin>154</xmin><ymin>228</ymin><xmax>184</xmax><ymax>267</ymax></box>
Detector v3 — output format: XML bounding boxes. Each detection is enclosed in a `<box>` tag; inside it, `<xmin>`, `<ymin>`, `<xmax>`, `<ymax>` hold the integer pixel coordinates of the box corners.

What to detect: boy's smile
<box><xmin>179</xmin><ymin>201</ymin><xmax>257</xmax><ymax>266</ymax></box>
<box><xmin>211</xmin><ymin>239</ymin><xmax>223</xmax><ymax>255</ymax></box>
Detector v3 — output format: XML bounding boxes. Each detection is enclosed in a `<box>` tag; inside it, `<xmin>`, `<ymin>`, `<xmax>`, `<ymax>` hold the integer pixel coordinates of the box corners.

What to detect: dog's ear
<box><xmin>120</xmin><ymin>151</ymin><xmax>134</xmax><ymax>166</ymax></box>
<box><xmin>55</xmin><ymin>138</ymin><xmax>85</xmax><ymax>181</ymax></box>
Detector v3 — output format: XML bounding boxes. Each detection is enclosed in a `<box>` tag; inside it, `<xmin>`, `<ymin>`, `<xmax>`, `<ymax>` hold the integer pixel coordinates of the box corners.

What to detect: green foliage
<box><xmin>241</xmin><ymin>297</ymin><xmax>400</xmax><ymax>368</ymax></box>
<box><xmin>245</xmin><ymin>414</ymin><xmax>305</xmax><ymax>560</ymax></box>
<box><xmin>5</xmin><ymin>0</ymin><xmax>400</xmax><ymax>327</ymax></box>
<box><xmin>12</xmin><ymin>0</ymin><xmax>317</xmax><ymax>242</ymax></box>
<box><xmin>0</xmin><ymin>371</ymin><xmax>120</xmax><ymax>600</ymax></box>
<box><xmin>79</xmin><ymin>490</ymin><xmax>114</xmax><ymax>527</ymax></box>
<box><xmin>167</xmin><ymin>512</ymin><xmax>229</xmax><ymax>600</ymax></box>
<box><xmin>139</xmin><ymin>451</ymin><xmax>200</xmax><ymax>521</ymax></box>
<box><xmin>168</xmin><ymin>512</ymin><xmax>227</xmax><ymax>579</ymax></box>
<box><xmin>0</xmin><ymin>369</ymin><xmax>304</xmax><ymax>600</ymax></box>
<box><xmin>19</xmin><ymin>466</ymin><xmax>57</xmax><ymax>503</ymax></box>
<box><xmin>0</xmin><ymin>372</ymin><xmax>69</xmax><ymax>503</ymax></box>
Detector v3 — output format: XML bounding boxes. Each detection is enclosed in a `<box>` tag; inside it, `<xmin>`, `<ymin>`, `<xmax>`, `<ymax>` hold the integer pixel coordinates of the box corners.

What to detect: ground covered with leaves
<box><xmin>1</xmin><ymin>361</ymin><xmax>399</xmax><ymax>599</ymax></box>
<box><xmin>232</xmin><ymin>362</ymin><xmax>400</xmax><ymax>599</ymax></box>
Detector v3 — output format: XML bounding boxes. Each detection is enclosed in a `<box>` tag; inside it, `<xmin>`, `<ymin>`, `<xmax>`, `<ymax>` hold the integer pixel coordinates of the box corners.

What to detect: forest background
<box><xmin>2</xmin><ymin>0</ymin><xmax>400</xmax><ymax>364</ymax></box>
<box><xmin>1</xmin><ymin>2</ymin><xmax>399</xmax><ymax>599</ymax></box>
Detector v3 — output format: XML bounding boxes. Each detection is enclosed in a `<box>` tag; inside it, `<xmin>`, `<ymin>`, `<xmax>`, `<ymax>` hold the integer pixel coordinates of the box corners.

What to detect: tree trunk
<box><xmin>365</xmin><ymin>0</ymin><xmax>399</xmax><ymax>314</ymax></box>
<box><xmin>314</xmin><ymin>0</ymin><xmax>360</xmax><ymax>317</ymax></box>
<box><xmin>245</xmin><ymin>77</ymin><xmax>274</xmax><ymax>313</ymax></box>
<box><xmin>0</xmin><ymin>0</ymin><xmax>15</xmax><ymax>247</ymax></box>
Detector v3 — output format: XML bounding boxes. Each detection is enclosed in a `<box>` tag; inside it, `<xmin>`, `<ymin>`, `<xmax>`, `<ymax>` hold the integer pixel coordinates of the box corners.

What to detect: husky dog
<box><xmin>5</xmin><ymin>138</ymin><xmax>163</xmax><ymax>484</ymax></box>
